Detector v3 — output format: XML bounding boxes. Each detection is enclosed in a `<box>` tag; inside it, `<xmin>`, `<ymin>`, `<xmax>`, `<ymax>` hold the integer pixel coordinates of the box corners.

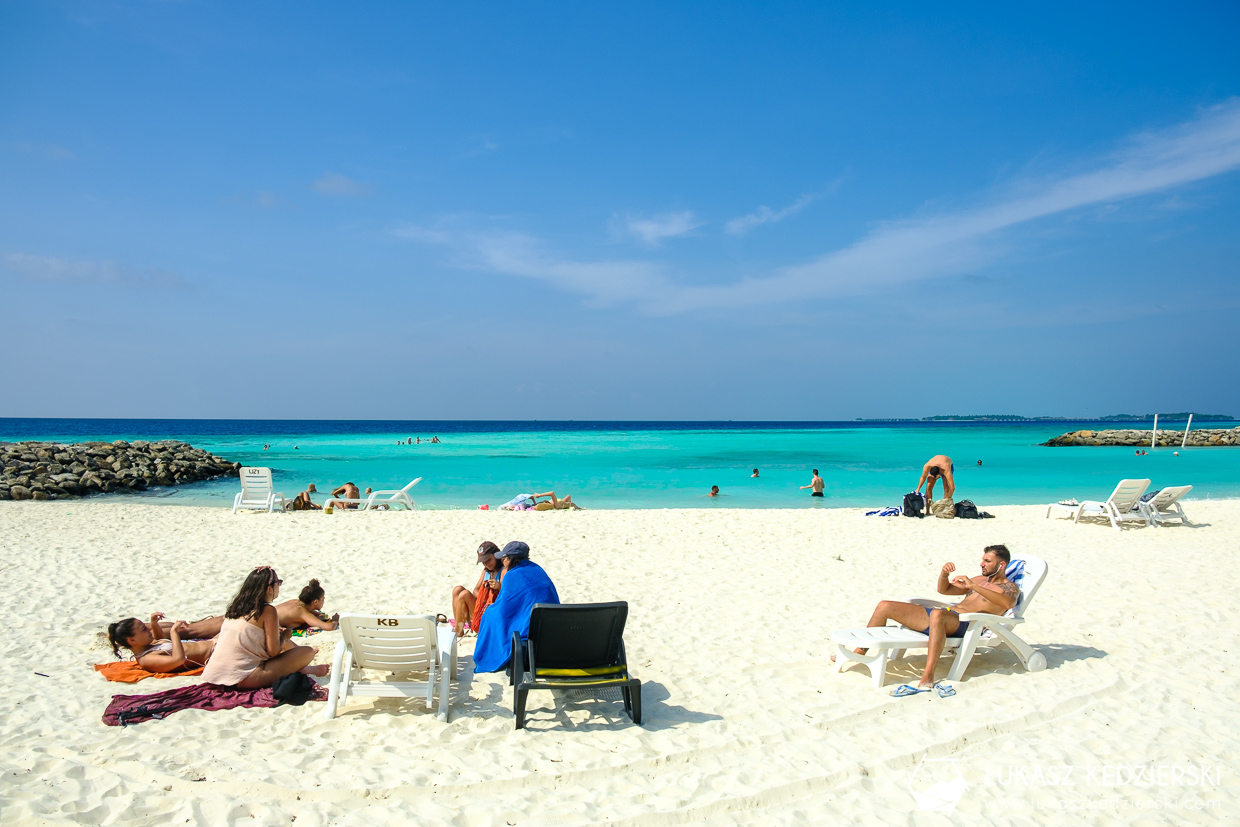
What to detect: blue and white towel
<box><xmin>864</xmin><ymin>506</ymin><xmax>902</xmax><ymax>517</ymax></box>
<box><xmin>1003</xmin><ymin>559</ymin><xmax>1026</xmax><ymax>615</ymax></box>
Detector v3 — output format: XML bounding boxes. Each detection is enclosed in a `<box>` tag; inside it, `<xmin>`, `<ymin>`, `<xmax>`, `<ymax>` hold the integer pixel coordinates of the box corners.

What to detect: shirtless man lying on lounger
<box><xmin>854</xmin><ymin>544</ymin><xmax>1018</xmax><ymax>694</ymax></box>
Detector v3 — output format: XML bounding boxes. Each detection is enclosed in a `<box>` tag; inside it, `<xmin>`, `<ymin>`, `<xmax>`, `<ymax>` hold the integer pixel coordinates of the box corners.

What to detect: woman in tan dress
<box><xmin>201</xmin><ymin>566</ymin><xmax>329</xmax><ymax>688</ymax></box>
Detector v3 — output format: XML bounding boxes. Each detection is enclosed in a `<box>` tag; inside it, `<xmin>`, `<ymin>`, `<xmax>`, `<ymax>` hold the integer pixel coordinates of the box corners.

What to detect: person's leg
<box><xmin>236</xmin><ymin>645</ymin><xmax>320</xmax><ymax>689</ymax></box>
<box><xmin>853</xmin><ymin>600</ymin><xmax>933</xmax><ymax>654</ymax></box>
<box><xmin>919</xmin><ymin>609</ymin><xmax>961</xmax><ymax>687</ymax></box>
<box><xmin>181</xmin><ymin>615</ymin><xmax>225</xmax><ymax>640</ymax></box>
<box><xmin>452</xmin><ymin>587</ymin><xmax>477</xmax><ymax>636</ymax></box>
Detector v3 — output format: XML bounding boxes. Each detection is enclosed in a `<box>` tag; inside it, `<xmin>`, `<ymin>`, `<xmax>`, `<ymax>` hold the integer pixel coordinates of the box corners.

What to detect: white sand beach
<box><xmin>0</xmin><ymin>500</ymin><xmax>1234</xmax><ymax>825</ymax></box>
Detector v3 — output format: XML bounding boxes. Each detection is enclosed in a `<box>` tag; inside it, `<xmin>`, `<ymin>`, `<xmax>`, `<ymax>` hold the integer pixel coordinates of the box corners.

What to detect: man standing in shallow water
<box><xmin>801</xmin><ymin>469</ymin><xmax>825</xmax><ymax>497</ymax></box>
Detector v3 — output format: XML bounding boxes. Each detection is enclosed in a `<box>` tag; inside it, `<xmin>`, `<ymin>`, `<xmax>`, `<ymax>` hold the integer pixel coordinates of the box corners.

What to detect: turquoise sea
<box><xmin>2</xmin><ymin>419</ymin><xmax>1237</xmax><ymax>510</ymax></box>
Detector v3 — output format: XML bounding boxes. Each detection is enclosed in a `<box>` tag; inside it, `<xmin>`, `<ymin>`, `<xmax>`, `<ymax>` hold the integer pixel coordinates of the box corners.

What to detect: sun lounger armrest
<box><xmin>955</xmin><ymin>612</ymin><xmax>1023</xmax><ymax>626</ymax></box>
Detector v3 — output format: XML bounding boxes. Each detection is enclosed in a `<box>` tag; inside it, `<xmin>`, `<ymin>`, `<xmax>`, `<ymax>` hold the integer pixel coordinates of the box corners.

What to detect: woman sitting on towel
<box><xmin>200</xmin><ymin>566</ymin><xmax>329</xmax><ymax>688</ymax></box>
<box><xmin>275</xmin><ymin>579</ymin><xmax>340</xmax><ymax>631</ymax></box>
<box><xmin>472</xmin><ymin>541</ymin><xmax>560</xmax><ymax>673</ymax></box>
<box><xmin>107</xmin><ymin>615</ymin><xmax>218</xmax><ymax>673</ymax></box>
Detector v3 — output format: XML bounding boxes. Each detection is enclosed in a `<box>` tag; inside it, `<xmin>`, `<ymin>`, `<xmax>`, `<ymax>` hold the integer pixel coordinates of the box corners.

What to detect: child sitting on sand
<box><xmin>275</xmin><ymin>579</ymin><xmax>340</xmax><ymax>631</ymax></box>
<box><xmin>107</xmin><ymin>615</ymin><xmax>218</xmax><ymax>673</ymax></box>
<box><xmin>200</xmin><ymin>566</ymin><xmax>329</xmax><ymax>688</ymax></box>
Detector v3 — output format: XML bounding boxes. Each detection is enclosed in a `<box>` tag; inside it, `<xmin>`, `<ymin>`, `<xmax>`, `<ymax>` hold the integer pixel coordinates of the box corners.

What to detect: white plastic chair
<box><xmin>1140</xmin><ymin>485</ymin><xmax>1193</xmax><ymax>526</ymax></box>
<box><xmin>830</xmin><ymin>556</ymin><xmax>1049</xmax><ymax>689</ymax></box>
<box><xmin>324</xmin><ymin>478</ymin><xmax>421</xmax><ymax>511</ymax></box>
<box><xmin>231</xmin><ymin>467</ymin><xmax>286</xmax><ymax>514</ymax></box>
<box><xmin>1073</xmin><ymin>479</ymin><xmax>1150</xmax><ymax>531</ymax></box>
<box><xmin>324</xmin><ymin>613</ymin><xmax>458</xmax><ymax>722</ymax></box>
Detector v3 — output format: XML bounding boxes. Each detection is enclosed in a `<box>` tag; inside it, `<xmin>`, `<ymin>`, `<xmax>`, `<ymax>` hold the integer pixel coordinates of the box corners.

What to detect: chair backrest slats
<box><xmin>528</xmin><ymin>602</ymin><xmax>627</xmax><ymax>671</ymax></box>
<box><xmin>1011</xmin><ymin>556</ymin><xmax>1048</xmax><ymax>618</ymax></box>
<box><xmin>339</xmin><ymin>614</ymin><xmax>438</xmax><ymax>672</ymax></box>
<box><xmin>1151</xmin><ymin>485</ymin><xmax>1192</xmax><ymax>510</ymax></box>
<box><xmin>1108</xmin><ymin>479</ymin><xmax>1150</xmax><ymax>512</ymax></box>
<box><xmin>239</xmin><ymin>467</ymin><xmax>274</xmax><ymax>498</ymax></box>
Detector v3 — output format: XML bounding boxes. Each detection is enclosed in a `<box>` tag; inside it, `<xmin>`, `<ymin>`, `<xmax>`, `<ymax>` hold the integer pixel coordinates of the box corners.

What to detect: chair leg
<box><xmin>945</xmin><ymin>629</ymin><xmax>982</xmax><ymax>682</ymax></box>
<box><xmin>324</xmin><ymin>641</ymin><xmax>347</xmax><ymax>720</ymax></box>
<box><xmin>514</xmin><ymin>687</ymin><xmax>528</xmax><ymax>729</ymax></box>
<box><xmin>628</xmin><ymin>679</ymin><xmax>642</xmax><ymax>725</ymax></box>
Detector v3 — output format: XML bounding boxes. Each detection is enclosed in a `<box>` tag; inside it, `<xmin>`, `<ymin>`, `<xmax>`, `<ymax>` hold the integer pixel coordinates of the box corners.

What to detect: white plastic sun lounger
<box><xmin>231</xmin><ymin>467</ymin><xmax>286</xmax><ymax>514</ymax></box>
<box><xmin>1140</xmin><ymin>485</ymin><xmax>1193</xmax><ymax>526</ymax></box>
<box><xmin>323</xmin><ymin>478</ymin><xmax>421</xmax><ymax>511</ymax></box>
<box><xmin>830</xmin><ymin>556</ymin><xmax>1049</xmax><ymax>689</ymax></box>
<box><xmin>325</xmin><ymin>613</ymin><xmax>458</xmax><ymax>722</ymax></box>
<box><xmin>1073</xmin><ymin>478</ymin><xmax>1150</xmax><ymax>531</ymax></box>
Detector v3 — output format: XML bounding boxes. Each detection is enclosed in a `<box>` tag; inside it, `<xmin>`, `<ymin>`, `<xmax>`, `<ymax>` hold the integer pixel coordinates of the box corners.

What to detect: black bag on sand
<box><xmin>272</xmin><ymin>672</ymin><xmax>315</xmax><ymax>706</ymax></box>
<box><xmin>954</xmin><ymin>500</ymin><xmax>980</xmax><ymax>519</ymax></box>
<box><xmin>902</xmin><ymin>492</ymin><xmax>925</xmax><ymax>518</ymax></box>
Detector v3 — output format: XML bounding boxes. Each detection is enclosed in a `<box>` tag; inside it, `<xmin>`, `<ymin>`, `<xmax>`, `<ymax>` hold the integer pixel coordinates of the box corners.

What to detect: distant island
<box><xmin>856</xmin><ymin>413</ymin><xmax>1235</xmax><ymax>422</ymax></box>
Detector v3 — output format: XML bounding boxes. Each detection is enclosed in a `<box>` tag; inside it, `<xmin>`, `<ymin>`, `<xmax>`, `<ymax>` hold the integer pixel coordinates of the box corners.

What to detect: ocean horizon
<box><xmin>3</xmin><ymin>417</ymin><xmax>1237</xmax><ymax>510</ymax></box>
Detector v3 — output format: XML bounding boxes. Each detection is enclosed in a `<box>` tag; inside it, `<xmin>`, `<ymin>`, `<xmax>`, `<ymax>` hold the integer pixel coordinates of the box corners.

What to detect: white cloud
<box><xmin>725</xmin><ymin>193</ymin><xmax>817</xmax><ymax>235</ymax></box>
<box><xmin>612</xmin><ymin>211</ymin><xmax>703</xmax><ymax>246</ymax></box>
<box><xmin>2</xmin><ymin>253</ymin><xmax>190</xmax><ymax>289</ymax></box>
<box><xmin>397</xmin><ymin>99</ymin><xmax>1240</xmax><ymax>315</ymax></box>
<box><xmin>312</xmin><ymin>172</ymin><xmax>370</xmax><ymax>197</ymax></box>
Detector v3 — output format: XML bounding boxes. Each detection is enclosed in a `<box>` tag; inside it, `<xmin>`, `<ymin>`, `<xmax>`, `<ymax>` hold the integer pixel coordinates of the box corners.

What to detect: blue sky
<box><xmin>2</xmin><ymin>2</ymin><xmax>1238</xmax><ymax>420</ymax></box>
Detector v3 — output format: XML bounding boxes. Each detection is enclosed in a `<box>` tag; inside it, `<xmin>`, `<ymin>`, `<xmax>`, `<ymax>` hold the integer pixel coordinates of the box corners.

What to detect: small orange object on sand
<box><xmin>93</xmin><ymin>661</ymin><xmax>204</xmax><ymax>684</ymax></box>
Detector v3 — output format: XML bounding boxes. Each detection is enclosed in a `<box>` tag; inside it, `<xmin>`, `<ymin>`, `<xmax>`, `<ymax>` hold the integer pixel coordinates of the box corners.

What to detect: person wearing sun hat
<box><xmin>450</xmin><ymin>541</ymin><xmax>505</xmax><ymax>637</ymax></box>
<box><xmin>472</xmin><ymin>541</ymin><xmax>560</xmax><ymax>672</ymax></box>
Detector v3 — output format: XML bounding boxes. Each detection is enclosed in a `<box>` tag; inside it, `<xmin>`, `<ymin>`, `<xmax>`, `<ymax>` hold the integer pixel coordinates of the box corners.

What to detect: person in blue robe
<box><xmin>472</xmin><ymin>541</ymin><xmax>560</xmax><ymax>673</ymax></box>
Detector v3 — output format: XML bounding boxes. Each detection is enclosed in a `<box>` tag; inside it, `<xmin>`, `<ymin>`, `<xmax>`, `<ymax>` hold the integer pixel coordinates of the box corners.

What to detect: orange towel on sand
<box><xmin>94</xmin><ymin>661</ymin><xmax>204</xmax><ymax>683</ymax></box>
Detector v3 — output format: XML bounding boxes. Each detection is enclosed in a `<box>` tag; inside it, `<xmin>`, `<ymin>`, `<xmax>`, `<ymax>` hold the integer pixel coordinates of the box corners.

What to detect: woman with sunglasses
<box><xmin>201</xmin><ymin>566</ymin><xmax>329</xmax><ymax>689</ymax></box>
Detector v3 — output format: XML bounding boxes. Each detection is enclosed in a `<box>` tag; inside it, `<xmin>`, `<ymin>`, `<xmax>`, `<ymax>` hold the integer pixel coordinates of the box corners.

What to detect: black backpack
<box><xmin>902</xmin><ymin>492</ymin><xmax>925</xmax><ymax>518</ymax></box>
<box><xmin>954</xmin><ymin>499</ymin><xmax>980</xmax><ymax>519</ymax></box>
<box><xmin>272</xmin><ymin>672</ymin><xmax>315</xmax><ymax>706</ymax></box>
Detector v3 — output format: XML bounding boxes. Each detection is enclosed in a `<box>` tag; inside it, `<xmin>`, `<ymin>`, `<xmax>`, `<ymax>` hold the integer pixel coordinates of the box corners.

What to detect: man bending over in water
<box><xmin>916</xmin><ymin>455</ymin><xmax>955</xmax><ymax>503</ymax></box>
<box><xmin>858</xmin><ymin>544</ymin><xmax>1018</xmax><ymax>696</ymax></box>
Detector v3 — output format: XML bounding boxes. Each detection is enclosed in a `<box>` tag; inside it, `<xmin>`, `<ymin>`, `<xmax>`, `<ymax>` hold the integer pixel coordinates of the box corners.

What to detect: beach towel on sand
<box><xmin>94</xmin><ymin>661</ymin><xmax>205</xmax><ymax>683</ymax></box>
<box><xmin>103</xmin><ymin>682</ymin><xmax>326</xmax><ymax>726</ymax></box>
<box><xmin>472</xmin><ymin>560</ymin><xmax>560</xmax><ymax>673</ymax></box>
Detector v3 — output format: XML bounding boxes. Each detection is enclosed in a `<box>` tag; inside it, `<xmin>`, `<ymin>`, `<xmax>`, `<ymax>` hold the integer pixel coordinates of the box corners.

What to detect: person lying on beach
<box><xmin>200</xmin><ymin>566</ymin><xmax>328</xmax><ymax>688</ymax></box>
<box><xmin>331</xmin><ymin>482</ymin><xmax>361</xmax><ymax>508</ymax></box>
<box><xmin>531</xmin><ymin>491</ymin><xmax>582</xmax><ymax>510</ymax></box>
<box><xmin>275</xmin><ymin>579</ymin><xmax>340</xmax><ymax>631</ymax></box>
<box><xmin>850</xmin><ymin>545</ymin><xmax>1017</xmax><ymax>696</ymax></box>
<box><xmin>472</xmin><ymin>541</ymin><xmax>560</xmax><ymax>672</ymax></box>
<box><xmin>917</xmin><ymin>455</ymin><xmax>955</xmax><ymax>502</ymax></box>
<box><xmin>451</xmin><ymin>541</ymin><xmax>504</xmax><ymax>637</ymax></box>
<box><xmin>108</xmin><ymin>616</ymin><xmax>218</xmax><ymax>673</ymax></box>
<box><xmin>288</xmin><ymin>483</ymin><xmax>321</xmax><ymax>511</ymax></box>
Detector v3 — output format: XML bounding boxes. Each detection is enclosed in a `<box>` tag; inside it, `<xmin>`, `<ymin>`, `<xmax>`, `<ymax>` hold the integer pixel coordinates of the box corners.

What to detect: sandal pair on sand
<box><xmin>890</xmin><ymin>682</ymin><xmax>955</xmax><ymax>698</ymax></box>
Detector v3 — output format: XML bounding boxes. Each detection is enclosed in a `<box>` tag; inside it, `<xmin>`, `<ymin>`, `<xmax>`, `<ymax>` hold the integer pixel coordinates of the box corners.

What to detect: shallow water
<box><xmin>2</xmin><ymin>419</ymin><xmax>1236</xmax><ymax>509</ymax></box>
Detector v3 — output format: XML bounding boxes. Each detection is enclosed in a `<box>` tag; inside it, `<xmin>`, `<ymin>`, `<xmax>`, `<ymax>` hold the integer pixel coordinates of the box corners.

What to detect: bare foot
<box><xmin>302</xmin><ymin>664</ymin><xmax>330</xmax><ymax>677</ymax></box>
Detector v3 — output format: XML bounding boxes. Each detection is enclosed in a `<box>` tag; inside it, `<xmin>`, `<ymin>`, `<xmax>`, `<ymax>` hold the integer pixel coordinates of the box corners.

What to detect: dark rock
<box><xmin>10</xmin><ymin>485</ymin><xmax>31</xmax><ymax>500</ymax></box>
<box><xmin>31</xmin><ymin>490</ymin><xmax>49</xmax><ymax>500</ymax></box>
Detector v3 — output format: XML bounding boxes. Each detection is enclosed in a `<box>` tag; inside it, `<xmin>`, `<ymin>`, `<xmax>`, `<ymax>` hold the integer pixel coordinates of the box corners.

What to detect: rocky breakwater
<box><xmin>0</xmin><ymin>440</ymin><xmax>241</xmax><ymax>501</ymax></box>
<box><xmin>1042</xmin><ymin>427</ymin><xmax>1240</xmax><ymax>447</ymax></box>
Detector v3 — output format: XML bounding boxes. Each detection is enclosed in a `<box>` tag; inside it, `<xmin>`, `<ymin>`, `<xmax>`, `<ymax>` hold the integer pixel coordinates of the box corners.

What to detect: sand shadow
<box><xmin>512</xmin><ymin>680</ymin><xmax>722</xmax><ymax>733</ymax></box>
<box><xmin>868</xmin><ymin>642</ymin><xmax>1108</xmax><ymax>685</ymax></box>
<box><xmin>442</xmin><ymin>658</ymin><xmax>719</xmax><ymax>732</ymax></box>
